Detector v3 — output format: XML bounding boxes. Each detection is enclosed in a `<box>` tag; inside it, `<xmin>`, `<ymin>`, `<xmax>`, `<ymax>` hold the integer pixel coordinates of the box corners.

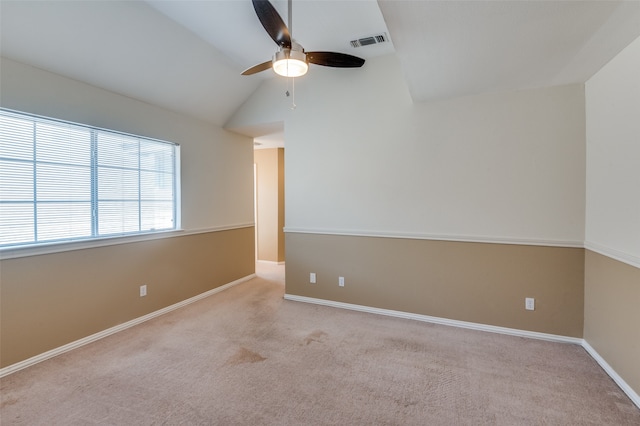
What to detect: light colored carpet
<box><xmin>1</xmin><ymin>263</ymin><xmax>639</xmax><ymax>425</ymax></box>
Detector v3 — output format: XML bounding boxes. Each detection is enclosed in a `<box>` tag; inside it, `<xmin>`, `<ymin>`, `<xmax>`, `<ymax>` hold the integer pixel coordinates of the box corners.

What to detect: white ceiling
<box><xmin>1</xmin><ymin>0</ymin><xmax>639</xmax><ymax>132</ymax></box>
<box><xmin>380</xmin><ymin>0</ymin><xmax>640</xmax><ymax>102</ymax></box>
<box><xmin>147</xmin><ymin>0</ymin><xmax>394</xmax><ymax>74</ymax></box>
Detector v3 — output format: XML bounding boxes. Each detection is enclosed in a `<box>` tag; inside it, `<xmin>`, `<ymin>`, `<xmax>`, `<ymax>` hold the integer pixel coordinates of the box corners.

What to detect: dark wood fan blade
<box><xmin>252</xmin><ymin>0</ymin><xmax>291</xmax><ymax>48</ymax></box>
<box><xmin>241</xmin><ymin>60</ymin><xmax>273</xmax><ymax>75</ymax></box>
<box><xmin>307</xmin><ymin>52</ymin><xmax>365</xmax><ymax>68</ymax></box>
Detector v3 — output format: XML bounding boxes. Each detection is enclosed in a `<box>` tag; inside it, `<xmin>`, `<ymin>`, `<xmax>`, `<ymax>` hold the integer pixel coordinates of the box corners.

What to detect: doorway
<box><xmin>253</xmin><ymin>147</ymin><xmax>285</xmax><ymax>265</ymax></box>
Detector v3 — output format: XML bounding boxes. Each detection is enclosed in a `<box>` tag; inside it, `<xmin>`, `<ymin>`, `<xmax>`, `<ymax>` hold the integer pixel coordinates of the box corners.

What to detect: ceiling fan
<box><xmin>242</xmin><ymin>0</ymin><xmax>365</xmax><ymax>77</ymax></box>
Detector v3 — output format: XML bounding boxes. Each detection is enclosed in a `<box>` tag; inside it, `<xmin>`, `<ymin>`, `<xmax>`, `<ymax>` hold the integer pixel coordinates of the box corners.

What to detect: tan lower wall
<box><xmin>584</xmin><ymin>250</ymin><xmax>640</xmax><ymax>396</ymax></box>
<box><xmin>286</xmin><ymin>233</ymin><xmax>585</xmax><ymax>337</ymax></box>
<box><xmin>0</xmin><ymin>227</ymin><xmax>255</xmax><ymax>368</ymax></box>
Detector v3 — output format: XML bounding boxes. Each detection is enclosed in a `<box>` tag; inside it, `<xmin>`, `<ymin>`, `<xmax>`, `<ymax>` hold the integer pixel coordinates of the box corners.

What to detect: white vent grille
<box><xmin>350</xmin><ymin>33</ymin><xmax>388</xmax><ymax>48</ymax></box>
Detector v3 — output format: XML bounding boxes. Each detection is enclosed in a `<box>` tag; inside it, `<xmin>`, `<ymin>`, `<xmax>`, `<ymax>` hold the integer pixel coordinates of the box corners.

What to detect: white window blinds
<box><xmin>0</xmin><ymin>109</ymin><xmax>179</xmax><ymax>248</ymax></box>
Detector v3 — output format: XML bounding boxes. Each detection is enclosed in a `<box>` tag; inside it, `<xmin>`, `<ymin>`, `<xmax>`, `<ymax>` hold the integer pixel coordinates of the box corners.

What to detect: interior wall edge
<box><xmin>284</xmin><ymin>228</ymin><xmax>583</xmax><ymax>248</ymax></box>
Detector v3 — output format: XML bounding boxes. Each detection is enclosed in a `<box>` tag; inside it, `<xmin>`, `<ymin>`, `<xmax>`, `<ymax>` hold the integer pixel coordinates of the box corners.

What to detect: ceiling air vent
<box><xmin>350</xmin><ymin>33</ymin><xmax>388</xmax><ymax>48</ymax></box>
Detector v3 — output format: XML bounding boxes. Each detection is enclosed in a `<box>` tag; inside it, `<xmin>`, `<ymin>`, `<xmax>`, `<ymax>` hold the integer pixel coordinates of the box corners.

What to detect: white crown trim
<box><xmin>584</xmin><ymin>241</ymin><xmax>640</xmax><ymax>269</ymax></box>
<box><xmin>284</xmin><ymin>227</ymin><xmax>583</xmax><ymax>248</ymax></box>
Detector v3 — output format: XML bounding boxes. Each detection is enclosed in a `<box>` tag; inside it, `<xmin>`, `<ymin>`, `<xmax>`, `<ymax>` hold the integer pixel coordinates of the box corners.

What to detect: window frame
<box><xmin>0</xmin><ymin>108</ymin><xmax>182</xmax><ymax>256</ymax></box>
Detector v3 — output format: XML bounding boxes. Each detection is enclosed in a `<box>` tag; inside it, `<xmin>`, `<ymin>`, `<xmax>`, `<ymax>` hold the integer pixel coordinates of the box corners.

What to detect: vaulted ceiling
<box><xmin>1</xmin><ymin>1</ymin><xmax>639</xmax><ymax>131</ymax></box>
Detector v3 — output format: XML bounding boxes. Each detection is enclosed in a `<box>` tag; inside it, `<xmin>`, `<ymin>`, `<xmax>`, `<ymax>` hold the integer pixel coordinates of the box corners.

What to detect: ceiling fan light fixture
<box><xmin>273</xmin><ymin>49</ymin><xmax>308</xmax><ymax>77</ymax></box>
<box><xmin>241</xmin><ymin>0</ymin><xmax>364</xmax><ymax>77</ymax></box>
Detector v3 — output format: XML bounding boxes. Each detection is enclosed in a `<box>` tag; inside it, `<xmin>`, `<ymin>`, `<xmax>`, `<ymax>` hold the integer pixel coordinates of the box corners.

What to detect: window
<box><xmin>0</xmin><ymin>109</ymin><xmax>179</xmax><ymax>248</ymax></box>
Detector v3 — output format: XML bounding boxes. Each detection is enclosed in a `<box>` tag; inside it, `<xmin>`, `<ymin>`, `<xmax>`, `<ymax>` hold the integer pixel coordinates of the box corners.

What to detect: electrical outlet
<box><xmin>140</xmin><ymin>285</ymin><xmax>147</xmax><ymax>297</ymax></box>
<box><xmin>310</xmin><ymin>272</ymin><xmax>316</xmax><ymax>284</ymax></box>
<box><xmin>525</xmin><ymin>297</ymin><xmax>534</xmax><ymax>311</ymax></box>
<box><xmin>339</xmin><ymin>276</ymin><xmax>345</xmax><ymax>287</ymax></box>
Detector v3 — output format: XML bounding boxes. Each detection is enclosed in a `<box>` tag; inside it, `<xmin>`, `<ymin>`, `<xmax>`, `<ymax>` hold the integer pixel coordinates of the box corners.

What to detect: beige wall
<box><xmin>584</xmin><ymin>35</ymin><xmax>640</xmax><ymax>398</ymax></box>
<box><xmin>0</xmin><ymin>228</ymin><xmax>255</xmax><ymax>368</ymax></box>
<box><xmin>232</xmin><ymin>54</ymin><xmax>587</xmax><ymax>344</ymax></box>
<box><xmin>254</xmin><ymin>148</ymin><xmax>285</xmax><ymax>262</ymax></box>
<box><xmin>230</xmin><ymin>57</ymin><xmax>586</xmax><ymax>245</ymax></box>
<box><xmin>234</xmin><ymin>56</ymin><xmax>588</xmax><ymax>343</ymax></box>
<box><xmin>0</xmin><ymin>58</ymin><xmax>255</xmax><ymax>231</ymax></box>
<box><xmin>585</xmin><ymin>35</ymin><xmax>640</xmax><ymax>259</ymax></box>
<box><xmin>584</xmin><ymin>251</ymin><xmax>640</xmax><ymax>395</ymax></box>
<box><xmin>0</xmin><ymin>58</ymin><xmax>256</xmax><ymax>369</ymax></box>
<box><xmin>286</xmin><ymin>233</ymin><xmax>585</xmax><ymax>337</ymax></box>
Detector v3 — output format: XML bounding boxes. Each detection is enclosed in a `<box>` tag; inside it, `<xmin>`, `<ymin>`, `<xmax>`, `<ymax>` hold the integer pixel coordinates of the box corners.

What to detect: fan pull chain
<box><xmin>285</xmin><ymin>77</ymin><xmax>296</xmax><ymax>110</ymax></box>
<box><xmin>291</xmin><ymin>77</ymin><xmax>297</xmax><ymax>110</ymax></box>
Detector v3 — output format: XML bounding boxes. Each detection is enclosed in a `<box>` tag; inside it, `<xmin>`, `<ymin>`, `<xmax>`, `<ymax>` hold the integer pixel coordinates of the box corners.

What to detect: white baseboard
<box><xmin>581</xmin><ymin>341</ymin><xmax>640</xmax><ymax>409</ymax></box>
<box><xmin>4</xmin><ymin>280</ymin><xmax>638</xmax><ymax>411</ymax></box>
<box><xmin>284</xmin><ymin>294</ymin><xmax>581</xmax><ymax>344</ymax></box>
<box><xmin>0</xmin><ymin>274</ymin><xmax>257</xmax><ymax>378</ymax></box>
<box><xmin>256</xmin><ymin>260</ymin><xmax>285</xmax><ymax>265</ymax></box>
<box><xmin>284</xmin><ymin>293</ymin><xmax>640</xmax><ymax>410</ymax></box>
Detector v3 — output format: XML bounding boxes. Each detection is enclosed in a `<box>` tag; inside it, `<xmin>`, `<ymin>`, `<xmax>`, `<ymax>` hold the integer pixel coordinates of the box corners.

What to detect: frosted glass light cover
<box><xmin>273</xmin><ymin>50</ymin><xmax>308</xmax><ymax>77</ymax></box>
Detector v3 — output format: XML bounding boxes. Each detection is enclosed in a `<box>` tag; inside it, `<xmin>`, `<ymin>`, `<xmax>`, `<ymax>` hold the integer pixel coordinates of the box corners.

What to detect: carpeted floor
<box><xmin>1</xmin><ymin>263</ymin><xmax>639</xmax><ymax>425</ymax></box>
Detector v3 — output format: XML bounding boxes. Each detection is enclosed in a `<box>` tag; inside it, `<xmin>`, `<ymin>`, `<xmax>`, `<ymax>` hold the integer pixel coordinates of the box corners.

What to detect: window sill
<box><xmin>0</xmin><ymin>230</ymin><xmax>184</xmax><ymax>260</ymax></box>
<box><xmin>0</xmin><ymin>223</ymin><xmax>255</xmax><ymax>260</ymax></box>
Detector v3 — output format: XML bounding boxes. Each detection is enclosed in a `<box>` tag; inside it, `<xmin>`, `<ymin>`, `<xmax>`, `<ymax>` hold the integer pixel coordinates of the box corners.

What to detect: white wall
<box><xmin>1</xmin><ymin>58</ymin><xmax>254</xmax><ymax>232</ymax></box>
<box><xmin>230</xmin><ymin>55</ymin><xmax>586</xmax><ymax>245</ymax></box>
<box><xmin>585</xmin><ymin>36</ymin><xmax>640</xmax><ymax>266</ymax></box>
